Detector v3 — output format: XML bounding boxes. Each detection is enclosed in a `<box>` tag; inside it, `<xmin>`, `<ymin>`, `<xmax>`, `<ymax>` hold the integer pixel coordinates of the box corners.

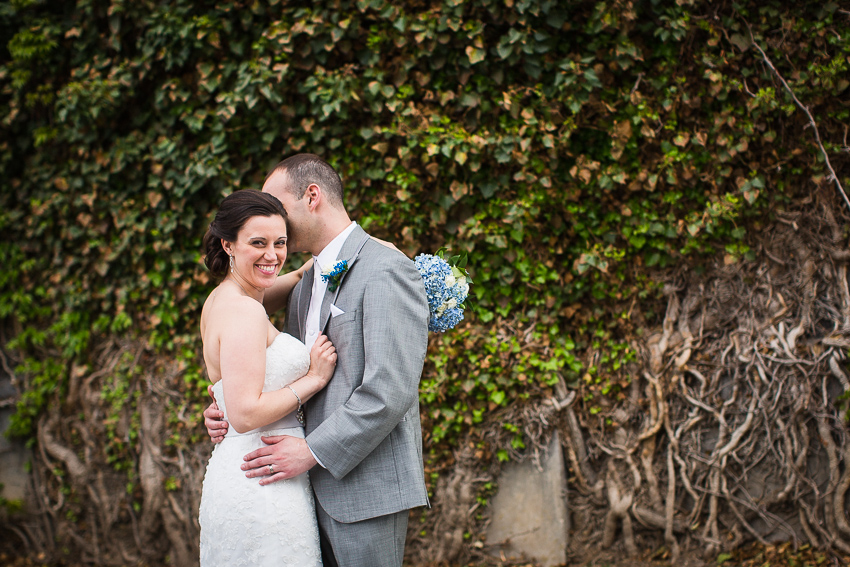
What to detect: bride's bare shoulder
<box><xmin>201</xmin><ymin>285</ymin><xmax>265</xmax><ymax>339</ymax></box>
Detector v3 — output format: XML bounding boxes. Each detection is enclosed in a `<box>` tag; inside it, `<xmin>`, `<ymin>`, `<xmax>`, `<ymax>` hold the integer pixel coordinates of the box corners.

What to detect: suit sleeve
<box><xmin>306</xmin><ymin>254</ymin><xmax>429</xmax><ymax>479</ymax></box>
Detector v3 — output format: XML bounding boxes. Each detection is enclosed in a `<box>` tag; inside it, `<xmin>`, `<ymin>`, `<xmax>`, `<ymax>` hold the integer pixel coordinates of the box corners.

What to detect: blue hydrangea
<box><xmin>415</xmin><ymin>254</ymin><xmax>470</xmax><ymax>333</ymax></box>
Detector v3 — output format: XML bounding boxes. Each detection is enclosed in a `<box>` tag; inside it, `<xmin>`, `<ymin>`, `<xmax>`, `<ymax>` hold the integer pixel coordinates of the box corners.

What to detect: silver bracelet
<box><xmin>286</xmin><ymin>385</ymin><xmax>305</xmax><ymax>426</ymax></box>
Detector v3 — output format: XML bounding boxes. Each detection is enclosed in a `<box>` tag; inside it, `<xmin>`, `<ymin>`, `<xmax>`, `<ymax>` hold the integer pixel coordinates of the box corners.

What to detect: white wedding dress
<box><xmin>199</xmin><ymin>332</ymin><xmax>323</xmax><ymax>567</ymax></box>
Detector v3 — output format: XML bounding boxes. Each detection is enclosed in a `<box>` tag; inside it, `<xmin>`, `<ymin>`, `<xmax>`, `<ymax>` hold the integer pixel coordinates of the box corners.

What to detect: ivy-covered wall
<box><xmin>2</xmin><ymin>0</ymin><xmax>849</xmax><ymax>564</ymax></box>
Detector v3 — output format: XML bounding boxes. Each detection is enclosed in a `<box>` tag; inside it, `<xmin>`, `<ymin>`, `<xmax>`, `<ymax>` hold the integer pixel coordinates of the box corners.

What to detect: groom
<box><xmin>204</xmin><ymin>153</ymin><xmax>430</xmax><ymax>566</ymax></box>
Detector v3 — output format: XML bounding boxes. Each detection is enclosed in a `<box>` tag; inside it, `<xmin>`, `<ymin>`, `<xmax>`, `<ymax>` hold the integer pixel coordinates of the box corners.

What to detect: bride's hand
<box><xmin>305</xmin><ymin>334</ymin><xmax>337</xmax><ymax>387</ymax></box>
<box><xmin>371</xmin><ymin>236</ymin><xmax>403</xmax><ymax>255</ymax></box>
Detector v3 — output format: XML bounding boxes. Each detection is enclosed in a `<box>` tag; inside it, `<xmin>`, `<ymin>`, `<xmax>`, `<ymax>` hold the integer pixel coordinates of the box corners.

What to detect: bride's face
<box><xmin>226</xmin><ymin>214</ymin><xmax>288</xmax><ymax>289</ymax></box>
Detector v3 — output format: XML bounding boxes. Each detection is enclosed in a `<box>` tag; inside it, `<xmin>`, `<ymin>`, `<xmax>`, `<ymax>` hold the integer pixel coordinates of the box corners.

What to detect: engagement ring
<box><xmin>268</xmin><ymin>464</ymin><xmax>273</xmax><ymax>474</ymax></box>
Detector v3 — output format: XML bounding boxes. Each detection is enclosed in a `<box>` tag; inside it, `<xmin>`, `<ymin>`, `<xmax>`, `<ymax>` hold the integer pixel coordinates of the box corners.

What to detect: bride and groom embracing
<box><xmin>198</xmin><ymin>154</ymin><xmax>430</xmax><ymax>566</ymax></box>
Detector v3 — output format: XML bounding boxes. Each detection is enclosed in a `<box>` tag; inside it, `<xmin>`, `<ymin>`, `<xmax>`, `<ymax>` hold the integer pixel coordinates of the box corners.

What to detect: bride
<box><xmin>197</xmin><ymin>190</ymin><xmax>336</xmax><ymax>567</ymax></box>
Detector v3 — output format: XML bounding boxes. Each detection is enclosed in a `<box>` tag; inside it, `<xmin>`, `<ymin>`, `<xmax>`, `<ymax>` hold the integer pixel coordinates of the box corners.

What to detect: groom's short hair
<box><xmin>266</xmin><ymin>154</ymin><xmax>345</xmax><ymax>209</ymax></box>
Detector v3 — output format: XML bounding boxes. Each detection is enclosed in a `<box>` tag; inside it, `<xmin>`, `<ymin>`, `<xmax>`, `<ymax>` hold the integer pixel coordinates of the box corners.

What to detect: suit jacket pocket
<box><xmin>328</xmin><ymin>309</ymin><xmax>359</xmax><ymax>329</ymax></box>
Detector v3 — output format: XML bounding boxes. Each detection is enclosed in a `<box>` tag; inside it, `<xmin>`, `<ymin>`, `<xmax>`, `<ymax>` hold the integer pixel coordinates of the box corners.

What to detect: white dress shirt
<box><xmin>304</xmin><ymin>221</ymin><xmax>357</xmax><ymax>349</ymax></box>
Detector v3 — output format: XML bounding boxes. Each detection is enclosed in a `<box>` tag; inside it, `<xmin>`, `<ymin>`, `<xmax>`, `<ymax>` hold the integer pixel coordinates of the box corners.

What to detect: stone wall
<box><xmin>0</xmin><ymin>358</ymin><xmax>29</xmax><ymax>505</ymax></box>
<box><xmin>486</xmin><ymin>432</ymin><xmax>569</xmax><ymax>566</ymax></box>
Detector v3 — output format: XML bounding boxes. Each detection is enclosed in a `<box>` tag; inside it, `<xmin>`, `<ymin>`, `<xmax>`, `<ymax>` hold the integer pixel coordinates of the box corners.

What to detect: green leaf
<box><xmin>466</xmin><ymin>46</ymin><xmax>486</xmax><ymax>64</ymax></box>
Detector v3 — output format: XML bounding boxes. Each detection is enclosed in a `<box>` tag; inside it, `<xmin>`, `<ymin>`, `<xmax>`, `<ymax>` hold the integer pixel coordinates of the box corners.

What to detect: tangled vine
<box><xmin>555</xmin><ymin>192</ymin><xmax>849</xmax><ymax>564</ymax></box>
<box><xmin>2</xmin><ymin>339</ymin><xmax>205</xmax><ymax>565</ymax></box>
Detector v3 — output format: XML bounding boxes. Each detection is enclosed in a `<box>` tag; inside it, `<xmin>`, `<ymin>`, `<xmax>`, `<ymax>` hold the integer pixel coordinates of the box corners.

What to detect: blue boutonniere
<box><xmin>414</xmin><ymin>249</ymin><xmax>472</xmax><ymax>333</ymax></box>
<box><xmin>321</xmin><ymin>260</ymin><xmax>349</xmax><ymax>292</ymax></box>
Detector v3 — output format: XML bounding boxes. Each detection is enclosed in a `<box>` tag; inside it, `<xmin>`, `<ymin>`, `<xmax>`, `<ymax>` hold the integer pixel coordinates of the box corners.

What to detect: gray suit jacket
<box><xmin>283</xmin><ymin>225</ymin><xmax>430</xmax><ymax>523</ymax></box>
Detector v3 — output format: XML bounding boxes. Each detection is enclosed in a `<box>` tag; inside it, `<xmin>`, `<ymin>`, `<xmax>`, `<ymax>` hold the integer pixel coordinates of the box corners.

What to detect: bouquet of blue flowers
<box><xmin>414</xmin><ymin>249</ymin><xmax>472</xmax><ymax>333</ymax></box>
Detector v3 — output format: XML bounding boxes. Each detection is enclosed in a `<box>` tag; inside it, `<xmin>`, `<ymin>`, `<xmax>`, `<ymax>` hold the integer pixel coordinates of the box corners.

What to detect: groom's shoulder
<box><xmin>361</xmin><ymin>235</ymin><xmax>411</xmax><ymax>264</ymax></box>
<box><xmin>359</xmin><ymin>238</ymin><xmax>420</xmax><ymax>278</ymax></box>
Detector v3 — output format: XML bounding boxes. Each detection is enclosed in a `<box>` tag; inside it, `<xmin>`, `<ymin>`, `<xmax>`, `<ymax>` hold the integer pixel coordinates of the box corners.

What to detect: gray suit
<box><xmin>283</xmin><ymin>225</ymin><xmax>430</xmax><ymax>565</ymax></box>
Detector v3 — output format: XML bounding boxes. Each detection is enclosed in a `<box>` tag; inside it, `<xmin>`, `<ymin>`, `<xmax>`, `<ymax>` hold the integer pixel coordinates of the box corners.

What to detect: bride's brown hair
<box><xmin>203</xmin><ymin>190</ymin><xmax>287</xmax><ymax>278</ymax></box>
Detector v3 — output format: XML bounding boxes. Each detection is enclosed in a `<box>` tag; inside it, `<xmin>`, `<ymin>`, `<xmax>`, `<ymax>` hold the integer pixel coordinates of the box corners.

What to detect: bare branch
<box><xmin>748</xmin><ymin>32</ymin><xmax>850</xmax><ymax>213</ymax></box>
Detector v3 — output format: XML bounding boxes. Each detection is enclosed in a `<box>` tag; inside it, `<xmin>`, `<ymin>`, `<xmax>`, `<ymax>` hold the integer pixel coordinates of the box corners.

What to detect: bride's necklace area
<box><xmin>226</xmin><ymin>276</ymin><xmax>262</xmax><ymax>303</ymax></box>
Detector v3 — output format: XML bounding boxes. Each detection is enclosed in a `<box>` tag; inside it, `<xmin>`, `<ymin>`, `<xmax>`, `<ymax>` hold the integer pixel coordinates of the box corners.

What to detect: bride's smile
<box><xmin>224</xmin><ymin>214</ymin><xmax>288</xmax><ymax>296</ymax></box>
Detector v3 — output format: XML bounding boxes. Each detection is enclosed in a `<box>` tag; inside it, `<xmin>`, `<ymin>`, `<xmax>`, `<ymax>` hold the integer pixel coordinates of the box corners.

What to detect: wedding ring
<box><xmin>268</xmin><ymin>464</ymin><xmax>274</xmax><ymax>474</ymax></box>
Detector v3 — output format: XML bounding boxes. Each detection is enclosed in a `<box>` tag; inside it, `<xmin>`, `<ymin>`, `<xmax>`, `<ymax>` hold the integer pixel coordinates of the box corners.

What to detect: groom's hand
<box><xmin>203</xmin><ymin>385</ymin><xmax>228</xmax><ymax>444</ymax></box>
<box><xmin>242</xmin><ymin>435</ymin><xmax>317</xmax><ymax>486</ymax></box>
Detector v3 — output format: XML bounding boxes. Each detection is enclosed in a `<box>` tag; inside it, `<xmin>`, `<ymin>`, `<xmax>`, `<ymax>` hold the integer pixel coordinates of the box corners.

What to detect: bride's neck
<box><xmin>225</xmin><ymin>276</ymin><xmax>263</xmax><ymax>303</ymax></box>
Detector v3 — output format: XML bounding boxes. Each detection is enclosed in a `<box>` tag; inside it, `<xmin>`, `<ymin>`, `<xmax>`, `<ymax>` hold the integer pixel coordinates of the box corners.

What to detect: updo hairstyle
<box><xmin>203</xmin><ymin>190</ymin><xmax>287</xmax><ymax>279</ymax></box>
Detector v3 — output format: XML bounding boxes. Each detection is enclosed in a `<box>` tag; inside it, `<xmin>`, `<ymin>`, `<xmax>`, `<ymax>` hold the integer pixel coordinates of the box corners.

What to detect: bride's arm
<box><xmin>262</xmin><ymin>257</ymin><xmax>313</xmax><ymax>316</ymax></box>
<box><xmin>220</xmin><ymin>298</ymin><xmax>335</xmax><ymax>433</ymax></box>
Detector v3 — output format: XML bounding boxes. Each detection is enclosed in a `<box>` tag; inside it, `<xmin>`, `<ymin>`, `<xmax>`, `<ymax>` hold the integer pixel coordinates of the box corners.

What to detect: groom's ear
<box><xmin>305</xmin><ymin>183</ymin><xmax>321</xmax><ymax>211</ymax></box>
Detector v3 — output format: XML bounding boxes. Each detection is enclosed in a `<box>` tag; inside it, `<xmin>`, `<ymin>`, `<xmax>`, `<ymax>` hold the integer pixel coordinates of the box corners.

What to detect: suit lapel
<box><xmin>318</xmin><ymin>226</ymin><xmax>369</xmax><ymax>334</ymax></box>
<box><xmin>297</xmin><ymin>265</ymin><xmax>314</xmax><ymax>342</ymax></box>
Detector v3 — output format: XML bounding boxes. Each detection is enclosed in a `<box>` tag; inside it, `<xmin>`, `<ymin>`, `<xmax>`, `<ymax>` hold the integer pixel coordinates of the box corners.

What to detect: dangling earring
<box><xmin>229</xmin><ymin>253</ymin><xmax>234</xmax><ymax>273</ymax></box>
